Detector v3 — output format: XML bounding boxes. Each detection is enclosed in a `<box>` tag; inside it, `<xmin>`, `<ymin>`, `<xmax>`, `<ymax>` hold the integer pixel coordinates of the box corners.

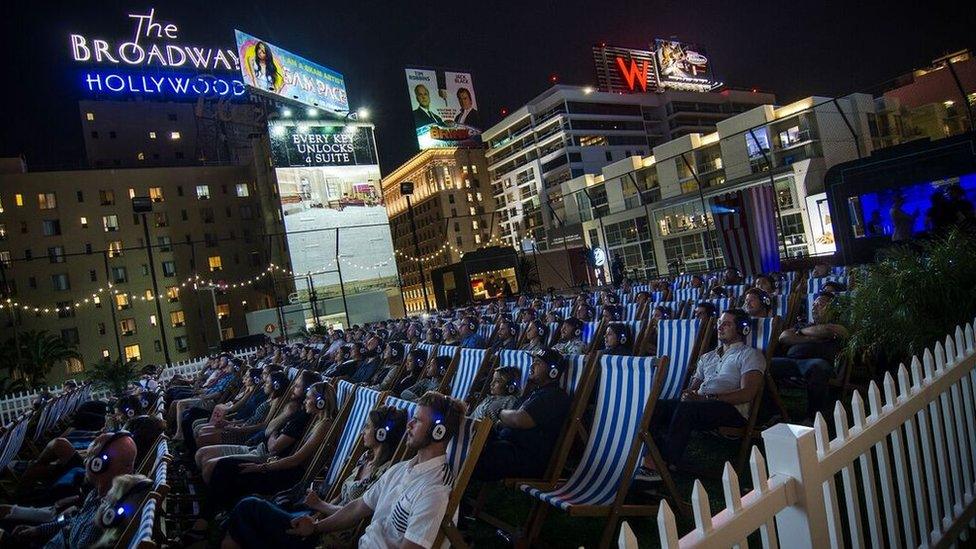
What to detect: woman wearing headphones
<box><xmin>365</xmin><ymin>341</ymin><xmax>405</xmax><ymax>390</ymax></box>
<box><xmin>519</xmin><ymin>320</ymin><xmax>548</xmax><ymax>352</ymax></box>
<box><xmin>401</xmin><ymin>355</ymin><xmax>451</xmax><ymax>401</ymax></box>
<box><xmin>603</xmin><ymin>324</ymin><xmax>633</xmax><ymax>356</ymax></box>
<box><xmin>390</xmin><ymin>347</ymin><xmax>427</xmax><ymax>396</ymax></box>
<box><xmin>89</xmin><ymin>473</ymin><xmax>153</xmax><ymax>548</ymax></box>
<box><xmin>191</xmin><ymin>367</ymin><xmax>269</xmax><ymax>452</ymax></box>
<box><xmin>471</xmin><ymin>367</ymin><xmax>522</xmax><ymax>421</ymax></box>
<box><xmin>220</xmin><ymin>406</ymin><xmax>408</xmax><ymax>549</ymax></box>
<box><xmin>208</xmin><ymin>381</ymin><xmax>338</xmax><ymax>508</ymax></box>
<box><xmin>202</xmin><ymin>365</ymin><xmax>284</xmax><ymax>447</ymax></box>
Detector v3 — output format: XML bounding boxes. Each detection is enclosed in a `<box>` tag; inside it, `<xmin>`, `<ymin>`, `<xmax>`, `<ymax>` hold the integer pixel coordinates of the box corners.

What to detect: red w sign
<box><xmin>615</xmin><ymin>57</ymin><xmax>649</xmax><ymax>92</ymax></box>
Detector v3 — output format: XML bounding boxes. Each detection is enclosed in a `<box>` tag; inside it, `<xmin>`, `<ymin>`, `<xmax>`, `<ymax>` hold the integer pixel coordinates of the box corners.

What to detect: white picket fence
<box><xmin>626</xmin><ymin>317</ymin><xmax>976</xmax><ymax>548</ymax></box>
<box><xmin>0</xmin><ymin>347</ymin><xmax>260</xmax><ymax>425</ymax></box>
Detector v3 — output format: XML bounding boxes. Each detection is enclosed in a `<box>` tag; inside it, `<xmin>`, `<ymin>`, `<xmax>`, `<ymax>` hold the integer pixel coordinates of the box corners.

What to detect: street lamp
<box><xmin>400</xmin><ymin>181</ymin><xmax>431</xmax><ymax>312</ymax></box>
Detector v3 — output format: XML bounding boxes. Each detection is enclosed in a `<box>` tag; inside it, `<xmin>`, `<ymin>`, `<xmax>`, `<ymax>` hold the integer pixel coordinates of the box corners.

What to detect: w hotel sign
<box><xmin>592</xmin><ymin>45</ymin><xmax>659</xmax><ymax>94</ymax></box>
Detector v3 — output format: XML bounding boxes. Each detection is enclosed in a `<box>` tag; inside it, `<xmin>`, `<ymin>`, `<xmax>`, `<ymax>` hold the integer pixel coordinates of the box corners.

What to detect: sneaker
<box><xmin>633</xmin><ymin>466</ymin><xmax>662</xmax><ymax>482</ymax></box>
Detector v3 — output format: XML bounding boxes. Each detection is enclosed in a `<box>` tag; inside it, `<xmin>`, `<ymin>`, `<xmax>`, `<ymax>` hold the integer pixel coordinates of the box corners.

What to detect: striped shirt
<box><xmin>360</xmin><ymin>454</ymin><xmax>453</xmax><ymax>548</ymax></box>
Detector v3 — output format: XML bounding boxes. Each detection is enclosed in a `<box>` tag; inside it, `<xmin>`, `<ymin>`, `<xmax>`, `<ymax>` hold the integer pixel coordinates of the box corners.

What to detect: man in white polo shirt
<box><xmin>287</xmin><ymin>391</ymin><xmax>464</xmax><ymax>548</ymax></box>
<box><xmin>635</xmin><ymin>308</ymin><xmax>765</xmax><ymax>481</ymax></box>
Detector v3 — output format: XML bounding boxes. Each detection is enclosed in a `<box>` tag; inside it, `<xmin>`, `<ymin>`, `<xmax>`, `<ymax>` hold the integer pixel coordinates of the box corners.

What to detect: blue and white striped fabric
<box><xmin>808</xmin><ymin>275</ymin><xmax>847</xmax><ymax>293</ymax></box>
<box><xmin>476</xmin><ymin>324</ymin><xmax>496</xmax><ymax>342</ymax></box>
<box><xmin>325</xmin><ymin>386</ymin><xmax>382</xmax><ymax>486</ymax></box>
<box><xmin>547</xmin><ymin>322</ymin><xmax>560</xmax><ymax>346</ymax></box>
<box><xmin>496</xmin><ymin>350</ymin><xmax>534</xmax><ymax>389</ymax></box>
<box><xmin>151</xmin><ymin>439</ymin><xmax>169</xmax><ymax>474</ymax></box>
<box><xmin>556</xmin><ymin>306</ymin><xmax>572</xmax><ymax>320</ymax></box>
<box><xmin>773</xmin><ymin>295</ymin><xmax>790</xmax><ymax>320</ymax></box>
<box><xmin>286</xmin><ymin>367</ymin><xmax>299</xmax><ymax>380</ymax></box>
<box><xmin>382</xmin><ymin>395</ymin><xmax>418</xmax><ymax>421</ymax></box>
<box><xmin>622</xmin><ymin>303</ymin><xmax>641</xmax><ymax>321</ymax></box>
<box><xmin>657</xmin><ymin>319</ymin><xmax>703</xmax><ymax>400</ymax></box>
<box><xmin>152</xmin><ymin>461</ymin><xmax>167</xmax><ymax>491</ymax></box>
<box><xmin>671</xmin><ymin>288</ymin><xmax>701</xmax><ymax>302</ymax></box>
<box><xmin>336</xmin><ymin>380</ymin><xmax>356</xmax><ymax>410</ymax></box>
<box><xmin>449</xmin><ymin>349</ymin><xmax>486</xmax><ymax>401</ymax></box>
<box><xmin>127</xmin><ymin>498</ymin><xmax>157</xmax><ymax>549</ymax></box>
<box><xmin>0</xmin><ymin>415</ymin><xmax>30</xmax><ymax>471</ymax></box>
<box><xmin>672</xmin><ymin>275</ymin><xmax>693</xmax><ymax>289</ymax></box>
<box><xmin>608</xmin><ymin>321</ymin><xmax>645</xmax><ymax>350</ymax></box>
<box><xmin>725</xmin><ymin>284</ymin><xmax>748</xmax><ymax>299</ymax></box>
<box><xmin>520</xmin><ymin>354</ymin><xmax>657</xmax><ymax>510</ymax></box>
<box><xmin>560</xmin><ymin>354</ymin><xmax>589</xmax><ymax>397</ymax></box>
<box><xmin>706</xmin><ymin>298</ymin><xmax>735</xmax><ymax>313</ymax></box>
<box><xmin>744</xmin><ymin>317</ymin><xmax>777</xmax><ymax>354</ymax></box>
<box><xmin>782</xmin><ymin>271</ymin><xmax>798</xmax><ymax>282</ymax></box>
<box><xmin>650</xmin><ymin>291</ymin><xmax>667</xmax><ymax>303</ymax></box>
<box><xmin>654</xmin><ymin>300</ymin><xmax>684</xmax><ymax>318</ymax></box>
<box><xmin>632</xmin><ymin>284</ymin><xmax>650</xmax><ymax>294</ymax></box>
<box><xmin>415</xmin><ymin>343</ymin><xmax>438</xmax><ymax>359</ymax></box>
<box><xmin>777</xmin><ymin>279</ymin><xmax>793</xmax><ymax>295</ymax></box>
<box><xmin>831</xmin><ymin>266</ymin><xmax>847</xmax><ymax>276</ymax></box>
<box><xmin>436</xmin><ymin>345</ymin><xmax>459</xmax><ymax>359</ymax></box>
<box><xmin>445</xmin><ymin>416</ymin><xmax>478</xmax><ymax>485</ymax></box>
<box><xmin>580</xmin><ymin>321</ymin><xmax>601</xmax><ymax>345</ymax></box>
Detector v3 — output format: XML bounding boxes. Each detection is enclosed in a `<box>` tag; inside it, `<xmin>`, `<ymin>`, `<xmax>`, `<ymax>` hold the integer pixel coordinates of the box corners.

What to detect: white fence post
<box><xmin>761</xmin><ymin>423</ymin><xmax>829</xmax><ymax>549</ymax></box>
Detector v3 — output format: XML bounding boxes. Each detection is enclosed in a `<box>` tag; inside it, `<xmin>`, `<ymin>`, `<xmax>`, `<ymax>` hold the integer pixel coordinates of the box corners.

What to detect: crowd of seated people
<box><xmin>0</xmin><ymin>261</ymin><xmax>865</xmax><ymax>547</ymax></box>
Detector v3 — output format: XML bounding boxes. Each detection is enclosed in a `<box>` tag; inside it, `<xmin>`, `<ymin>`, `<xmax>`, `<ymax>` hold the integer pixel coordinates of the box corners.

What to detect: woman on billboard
<box><xmin>244</xmin><ymin>41</ymin><xmax>284</xmax><ymax>93</ymax></box>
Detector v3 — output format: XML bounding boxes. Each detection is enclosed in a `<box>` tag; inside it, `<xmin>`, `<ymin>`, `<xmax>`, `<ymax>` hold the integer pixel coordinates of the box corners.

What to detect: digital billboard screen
<box><xmin>405</xmin><ymin>67</ymin><xmax>482</xmax><ymax>149</ymax></box>
<box><xmin>653</xmin><ymin>39</ymin><xmax>714</xmax><ymax>92</ymax></box>
<box><xmin>236</xmin><ymin>30</ymin><xmax>348</xmax><ymax>112</ymax></box>
<box><xmin>269</xmin><ymin>120</ymin><xmax>398</xmax><ymax>324</ymax></box>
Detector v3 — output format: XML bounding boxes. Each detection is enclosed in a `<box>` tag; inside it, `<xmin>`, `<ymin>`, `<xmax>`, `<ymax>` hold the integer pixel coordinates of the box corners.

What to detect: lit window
<box><xmin>107</xmin><ymin>241</ymin><xmax>123</xmax><ymax>258</ymax></box>
<box><xmin>216</xmin><ymin>303</ymin><xmax>230</xmax><ymax>319</ymax></box>
<box><xmin>149</xmin><ymin>131</ymin><xmax>157</xmax><ymax>139</ymax></box>
<box><xmin>15</xmin><ymin>194</ymin><xmax>23</xmax><ymax>206</ymax></box>
<box><xmin>144</xmin><ymin>289</ymin><xmax>153</xmax><ymax>300</ymax></box>
<box><xmin>86</xmin><ymin>112</ymin><xmax>95</xmax><ymax>121</ymax></box>
<box><xmin>472</xmin><ymin>220</ymin><xmax>479</xmax><ymax>230</ymax></box>
<box><xmin>115</xmin><ymin>293</ymin><xmax>130</xmax><ymax>310</ymax></box>
<box><xmin>208</xmin><ymin>255</ymin><xmax>223</xmax><ymax>271</ymax></box>
<box><xmin>93</xmin><ymin>295</ymin><xmax>101</xmax><ymax>307</ymax></box>
<box><xmin>196</xmin><ymin>185</ymin><xmax>210</xmax><ymax>199</ymax></box>
<box><xmin>102</xmin><ymin>349</ymin><xmax>110</xmax><ymax>358</ymax></box>
<box><xmin>124</xmin><ymin>344</ymin><xmax>141</xmax><ymax>362</ymax></box>
<box><xmin>475</xmin><ymin>234</ymin><xmax>482</xmax><ymax>244</ymax></box>
<box><xmin>80</xmin><ymin>216</ymin><xmax>88</xmax><ymax>228</ymax></box>
<box><xmin>38</xmin><ymin>193</ymin><xmax>57</xmax><ymax>210</ymax></box>
<box><xmin>102</xmin><ymin>215</ymin><xmax>119</xmax><ymax>232</ymax></box>
<box><xmin>170</xmin><ymin>131</ymin><xmax>181</xmax><ymax>140</ymax></box>
<box><xmin>170</xmin><ymin>310</ymin><xmax>185</xmax><ymax>327</ymax></box>
<box><xmin>166</xmin><ymin>286</ymin><xmax>180</xmax><ymax>302</ymax></box>
<box><xmin>235</xmin><ymin>183</ymin><xmax>249</xmax><ymax>197</ymax></box>
<box><xmin>128</xmin><ymin>188</ymin><xmax>135</xmax><ymax>199</ymax></box>
<box><xmin>119</xmin><ymin>318</ymin><xmax>137</xmax><ymax>336</ymax></box>
<box><xmin>149</xmin><ymin>187</ymin><xmax>164</xmax><ymax>202</ymax></box>
<box><xmin>149</xmin><ymin>314</ymin><xmax>157</xmax><ymax>326</ymax></box>
<box><xmin>469</xmin><ymin>207</ymin><xmax>476</xmax><ymax>216</ymax></box>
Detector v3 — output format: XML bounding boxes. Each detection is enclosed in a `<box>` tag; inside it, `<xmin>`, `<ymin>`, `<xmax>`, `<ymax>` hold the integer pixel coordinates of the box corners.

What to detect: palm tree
<box><xmin>84</xmin><ymin>356</ymin><xmax>141</xmax><ymax>398</ymax></box>
<box><xmin>15</xmin><ymin>330</ymin><xmax>82</xmax><ymax>387</ymax></box>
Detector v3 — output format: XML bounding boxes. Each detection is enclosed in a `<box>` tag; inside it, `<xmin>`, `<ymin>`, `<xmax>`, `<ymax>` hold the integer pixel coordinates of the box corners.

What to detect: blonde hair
<box><xmin>91</xmin><ymin>474</ymin><xmax>152</xmax><ymax>548</ymax></box>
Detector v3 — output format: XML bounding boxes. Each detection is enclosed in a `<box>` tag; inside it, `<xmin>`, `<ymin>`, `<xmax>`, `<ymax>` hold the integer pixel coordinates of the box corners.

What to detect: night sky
<box><xmin>2</xmin><ymin>0</ymin><xmax>973</xmax><ymax>174</ymax></box>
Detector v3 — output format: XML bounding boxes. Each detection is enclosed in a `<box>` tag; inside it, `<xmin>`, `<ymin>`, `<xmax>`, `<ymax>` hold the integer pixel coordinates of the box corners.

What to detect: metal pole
<box><xmin>944</xmin><ymin>58</ymin><xmax>975</xmax><ymax>131</ymax></box>
<box><xmin>269</xmin><ymin>270</ymin><xmax>286</xmax><ymax>343</ymax></box>
<box><xmin>307</xmin><ymin>274</ymin><xmax>321</xmax><ymax>330</ymax></box>
<box><xmin>140</xmin><ymin>213</ymin><xmax>171</xmax><ymax>365</ymax></box>
<box><xmin>335</xmin><ymin>229</ymin><xmax>351</xmax><ymax>327</ymax></box>
<box><xmin>405</xmin><ymin>195</ymin><xmax>431</xmax><ymax>312</ymax></box>
<box><xmin>831</xmin><ymin>98</ymin><xmax>862</xmax><ymax>159</ymax></box>
<box><xmin>102</xmin><ymin>251</ymin><xmax>123</xmax><ymax>360</ymax></box>
<box><xmin>0</xmin><ymin>261</ymin><xmax>22</xmax><ymax>373</ymax></box>
<box><xmin>679</xmin><ymin>152</ymin><xmax>718</xmax><ymax>271</ymax></box>
<box><xmin>207</xmin><ymin>285</ymin><xmax>222</xmax><ymax>347</ymax></box>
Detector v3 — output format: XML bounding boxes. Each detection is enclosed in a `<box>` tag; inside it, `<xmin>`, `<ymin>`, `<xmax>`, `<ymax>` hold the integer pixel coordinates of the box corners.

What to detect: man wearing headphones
<box><xmin>553</xmin><ymin>318</ymin><xmax>586</xmax><ymax>356</ymax></box>
<box><xmin>287</xmin><ymin>391</ymin><xmax>464</xmax><ymax>548</ymax></box>
<box><xmin>459</xmin><ymin>317</ymin><xmax>487</xmax><ymax>349</ymax></box>
<box><xmin>742</xmin><ymin>288</ymin><xmax>773</xmax><ymax>318</ymax></box>
<box><xmin>473</xmin><ymin>349</ymin><xmax>571</xmax><ymax>481</ymax></box>
<box><xmin>519</xmin><ymin>320</ymin><xmax>548</xmax><ymax>352</ymax></box>
<box><xmin>489</xmin><ymin>320</ymin><xmax>519</xmax><ymax>353</ymax></box>
<box><xmin>636</xmin><ymin>310</ymin><xmax>765</xmax><ymax>482</ymax></box>
<box><xmin>771</xmin><ymin>291</ymin><xmax>849</xmax><ymax>423</ymax></box>
<box><xmin>11</xmin><ymin>432</ymin><xmax>137</xmax><ymax>548</ymax></box>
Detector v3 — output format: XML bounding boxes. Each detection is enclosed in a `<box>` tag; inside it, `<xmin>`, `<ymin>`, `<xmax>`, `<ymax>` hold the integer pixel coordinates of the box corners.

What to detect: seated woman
<box><xmin>220</xmin><ymin>406</ymin><xmax>408</xmax><ymax>549</ymax></box>
<box><xmin>208</xmin><ymin>381</ymin><xmax>338</xmax><ymax>509</ymax></box>
<box><xmin>644</xmin><ymin>305</ymin><xmax>674</xmax><ymax>357</ymax></box>
<box><xmin>193</xmin><ymin>367</ymin><xmax>269</xmax><ymax>449</ymax></box>
<box><xmin>389</xmin><ymin>347</ymin><xmax>427</xmax><ymax>396</ymax></box>
<box><xmin>200</xmin><ymin>366</ymin><xmax>286</xmax><ymax>448</ymax></box>
<box><xmin>519</xmin><ymin>320</ymin><xmax>549</xmax><ymax>352</ymax></box>
<box><xmin>89</xmin><ymin>474</ymin><xmax>154</xmax><ymax>549</ymax></box>
<box><xmin>195</xmin><ymin>371</ymin><xmax>313</xmax><ymax>483</ymax></box>
<box><xmin>400</xmin><ymin>355</ymin><xmax>451</xmax><ymax>401</ymax></box>
<box><xmin>470</xmin><ymin>367</ymin><xmax>522</xmax><ymax>422</ymax></box>
<box><xmin>424</xmin><ymin>326</ymin><xmax>442</xmax><ymax>345</ymax></box>
<box><xmin>365</xmin><ymin>342</ymin><xmax>405</xmax><ymax>390</ymax></box>
<box><xmin>603</xmin><ymin>323</ymin><xmax>633</xmax><ymax>356</ymax></box>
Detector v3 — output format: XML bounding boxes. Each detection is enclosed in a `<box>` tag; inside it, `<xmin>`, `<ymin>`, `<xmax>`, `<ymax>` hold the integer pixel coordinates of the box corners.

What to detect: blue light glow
<box><xmin>82</xmin><ymin>71</ymin><xmax>246</xmax><ymax>98</ymax></box>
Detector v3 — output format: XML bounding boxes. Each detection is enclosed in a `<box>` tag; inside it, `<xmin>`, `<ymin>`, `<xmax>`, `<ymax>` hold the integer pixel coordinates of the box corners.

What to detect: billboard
<box><xmin>592</xmin><ymin>45</ymin><xmax>658</xmax><ymax>94</ymax></box>
<box><xmin>404</xmin><ymin>68</ymin><xmax>482</xmax><ymax>149</ymax></box>
<box><xmin>236</xmin><ymin>30</ymin><xmax>348</xmax><ymax>112</ymax></box>
<box><xmin>270</xmin><ymin>120</ymin><xmax>398</xmax><ymax>323</ymax></box>
<box><xmin>653</xmin><ymin>39</ymin><xmax>714</xmax><ymax>92</ymax></box>
<box><xmin>269</xmin><ymin>122</ymin><xmax>378</xmax><ymax>167</ymax></box>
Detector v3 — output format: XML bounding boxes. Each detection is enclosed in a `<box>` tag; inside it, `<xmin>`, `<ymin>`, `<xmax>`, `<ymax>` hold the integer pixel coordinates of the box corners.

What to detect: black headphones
<box><xmin>567</xmin><ymin>319</ymin><xmax>583</xmax><ymax>338</ymax></box>
<box><xmin>310</xmin><ymin>383</ymin><xmax>332</xmax><ymax>411</ymax></box>
<box><xmin>427</xmin><ymin>395</ymin><xmax>460</xmax><ymax>442</ymax></box>
<box><xmin>374</xmin><ymin>408</ymin><xmax>397</xmax><ymax>442</ymax></box>
<box><xmin>138</xmin><ymin>393</ymin><xmax>150</xmax><ymax>410</ymax></box>
<box><xmin>531</xmin><ymin>320</ymin><xmax>548</xmax><ymax>339</ymax></box>
<box><xmin>506</xmin><ymin>376</ymin><xmax>520</xmax><ymax>395</ymax></box>
<box><xmin>465</xmin><ymin>318</ymin><xmax>477</xmax><ymax>332</ymax></box>
<box><xmin>731</xmin><ymin>309</ymin><xmax>753</xmax><ymax>336</ymax></box>
<box><xmin>118</xmin><ymin>398</ymin><xmax>138</xmax><ymax>419</ymax></box>
<box><xmin>270</xmin><ymin>372</ymin><xmax>287</xmax><ymax>392</ymax></box>
<box><xmin>656</xmin><ymin>306</ymin><xmax>672</xmax><ymax>319</ymax></box>
<box><xmin>99</xmin><ymin>478</ymin><xmax>153</xmax><ymax>528</ymax></box>
<box><xmin>608</xmin><ymin>324</ymin><xmax>628</xmax><ymax>345</ymax></box>
<box><xmin>435</xmin><ymin>355</ymin><xmax>451</xmax><ymax>377</ymax></box>
<box><xmin>750</xmin><ymin>288</ymin><xmax>772</xmax><ymax>308</ymax></box>
<box><xmin>410</xmin><ymin>349</ymin><xmax>428</xmax><ymax>370</ymax></box>
<box><xmin>388</xmin><ymin>343</ymin><xmax>402</xmax><ymax>360</ymax></box>
<box><xmin>87</xmin><ymin>431</ymin><xmax>133</xmax><ymax>475</ymax></box>
<box><xmin>445</xmin><ymin>323</ymin><xmax>459</xmax><ymax>337</ymax></box>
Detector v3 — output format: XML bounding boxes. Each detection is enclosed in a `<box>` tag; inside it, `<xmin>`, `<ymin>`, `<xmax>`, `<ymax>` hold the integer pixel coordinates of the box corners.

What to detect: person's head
<box><xmin>693</xmin><ymin>301</ymin><xmax>718</xmax><ymax>321</ymax></box>
<box><xmin>255</xmin><ymin>41</ymin><xmax>269</xmax><ymax>61</ymax></box>
<box><xmin>115</xmin><ymin>395</ymin><xmax>143</xmax><ymax>421</ymax></box>
<box><xmin>425</xmin><ymin>355</ymin><xmax>452</xmax><ymax>379</ymax></box>
<box><xmin>363</xmin><ymin>406</ymin><xmax>408</xmax><ymax>459</ymax></box>
<box><xmin>709</xmin><ymin>285</ymin><xmax>727</xmax><ymax>298</ymax></box>
<box><xmin>497</xmin><ymin>320</ymin><xmax>516</xmax><ymax>340</ymax></box>
<box><xmin>295</xmin><ymin>370</ymin><xmax>322</xmax><ymax>400</ymax></box>
<box><xmin>575</xmin><ymin>304</ymin><xmax>594</xmax><ymax>322</ymax></box>
<box><xmin>602</xmin><ymin>305</ymin><xmax>623</xmax><ymax>322</ymax></box>
<box><xmin>743</xmin><ymin>288</ymin><xmax>773</xmax><ymax>318</ymax></box>
<box><xmin>560</xmin><ymin>318</ymin><xmax>583</xmax><ymax>341</ymax></box>
<box><xmin>266</xmin><ymin>371</ymin><xmax>289</xmax><ymax>399</ymax></box>
<box><xmin>544</xmin><ymin>310</ymin><xmax>563</xmax><ymax>324</ymax></box>
<box><xmin>384</xmin><ymin>341</ymin><xmax>404</xmax><ymax>364</ymax></box>
<box><xmin>443</xmin><ymin>322</ymin><xmax>460</xmax><ymax>342</ymax></box>
<box><xmin>84</xmin><ymin>431</ymin><xmax>138</xmax><ymax>490</ymax></box>
<box><xmin>724</xmin><ymin>267</ymin><xmax>742</xmax><ymax>285</ymax></box>
<box><xmin>457</xmin><ymin>87</ymin><xmax>473</xmax><ymax>110</ymax></box>
<box><xmin>529</xmin><ymin>349</ymin><xmax>565</xmax><ymax>385</ymax></box>
<box><xmin>92</xmin><ymin>473</ymin><xmax>153</xmax><ymax>547</ymax></box>
<box><xmin>527</xmin><ymin>319</ymin><xmax>549</xmax><ymax>342</ymax></box>
<box><xmin>811</xmin><ymin>291</ymin><xmax>836</xmax><ymax>324</ymax></box>
<box><xmin>121</xmin><ymin>415</ymin><xmax>165</xmax><ymax>468</ymax></box>
<box><xmin>425</xmin><ymin>327</ymin><xmax>442</xmax><ymax>343</ymax></box>
<box><xmin>407</xmin><ymin>392</ymin><xmax>464</xmax><ymax>451</ymax></box>
<box><xmin>812</xmin><ymin>263</ymin><xmax>831</xmax><ymax>278</ymax></box>
<box><xmin>690</xmin><ymin>275</ymin><xmax>704</xmax><ymax>288</ymax></box>
<box><xmin>414</xmin><ymin>84</ymin><xmax>431</xmax><ymax>108</ymax></box>
<box><xmin>604</xmin><ymin>323</ymin><xmax>632</xmax><ymax>351</ymax></box>
<box><xmin>635</xmin><ymin>291</ymin><xmax>651</xmax><ymax>305</ymax></box>
<box><xmin>365</xmin><ymin>333</ymin><xmax>382</xmax><ymax>354</ymax></box>
<box><xmin>717</xmin><ymin>309</ymin><xmax>752</xmax><ymax>345</ymax></box>
<box><xmin>490</xmin><ymin>366</ymin><xmax>522</xmax><ymax>397</ymax></box>
<box><xmin>754</xmin><ymin>274</ymin><xmax>776</xmax><ymax>294</ymax></box>
<box><xmin>459</xmin><ymin>316</ymin><xmax>478</xmax><ymax>337</ymax></box>
<box><xmin>653</xmin><ymin>305</ymin><xmax>673</xmax><ymax>321</ymax></box>
<box><xmin>245</xmin><ymin>367</ymin><xmax>263</xmax><ymax>389</ymax></box>
<box><xmin>305</xmin><ymin>382</ymin><xmax>338</xmax><ymax>418</ymax></box>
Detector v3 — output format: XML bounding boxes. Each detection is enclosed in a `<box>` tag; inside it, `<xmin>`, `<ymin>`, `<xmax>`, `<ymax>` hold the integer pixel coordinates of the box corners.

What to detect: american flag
<box><xmin>710</xmin><ymin>184</ymin><xmax>781</xmax><ymax>275</ymax></box>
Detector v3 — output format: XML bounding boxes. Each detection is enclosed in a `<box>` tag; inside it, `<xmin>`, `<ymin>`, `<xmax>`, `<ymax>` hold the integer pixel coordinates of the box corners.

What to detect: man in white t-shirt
<box><xmin>636</xmin><ymin>309</ymin><xmax>765</xmax><ymax>482</ymax></box>
<box><xmin>287</xmin><ymin>391</ymin><xmax>464</xmax><ymax>548</ymax></box>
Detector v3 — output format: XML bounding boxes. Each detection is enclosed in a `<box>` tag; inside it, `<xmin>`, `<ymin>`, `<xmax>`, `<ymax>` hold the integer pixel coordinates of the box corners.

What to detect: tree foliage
<box><xmin>84</xmin><ymin>356</ymin><xmax>141</xmax><ymax>398</ymax></box>
<box><xmin>0</xmin><ymin>330</ymin><xmax>81</xmax><ymax>388</ymax></box>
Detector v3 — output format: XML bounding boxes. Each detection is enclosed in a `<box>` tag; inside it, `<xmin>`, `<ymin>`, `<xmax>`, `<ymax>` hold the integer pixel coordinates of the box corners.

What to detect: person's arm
<box><xmin>802</xmin><ymin>323</ymin><xmax>849</xmax><ymax>340</ymax></box>
<box><xmin>498</xmin><ymin>408</ymin><xmax>535</xmax><ymax>429</ymax></box>
<box><xmin>778</xmin><ymin>328</ymin><xmax>819</xmax><ymax>346</ymax></box>
<box><xmin>266</xmin><ymin>420</ymin><xmax>328</xmax><ymax>470</ymax></box>
<box><xmin>288</xmin><ymin>498</ymin><xmax>373</xmax><ymax>537</ymax></box>
<box><xmin>709</xmin><ymin>370</ymin><xmax>764</xmax><ymax>406</ymax></box>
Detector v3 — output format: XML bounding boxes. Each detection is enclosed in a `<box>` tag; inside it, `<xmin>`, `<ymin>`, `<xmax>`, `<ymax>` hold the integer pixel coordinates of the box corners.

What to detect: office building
<box><xmin>381</xmin><ymin>148</ymin><xmax>497</xmax><ymax>313</ymax></box>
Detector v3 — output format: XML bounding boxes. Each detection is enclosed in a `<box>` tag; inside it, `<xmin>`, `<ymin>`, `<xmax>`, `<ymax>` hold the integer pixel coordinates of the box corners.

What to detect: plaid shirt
<box><xmin>41</xmin><ymin>490</ymin><xmax>102</xmax><ymax>549</ymax></box>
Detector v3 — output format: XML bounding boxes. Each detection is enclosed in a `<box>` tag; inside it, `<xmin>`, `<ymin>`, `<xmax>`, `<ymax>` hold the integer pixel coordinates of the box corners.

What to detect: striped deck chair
<box><xmin>773</xmin><ymin>294</ymin><xmax>791</xmax><ymax>321</ymax></box>
<box><xmin>671</xmin><ymin>287</ymin><xmax>701</xmax><ymax>302</ymax></box>
<box><xmin>546</xmin><ymin>322</ymin><xmax>560</xmax><ymax>347</ymax></box>
<box><xmin>706</xmin><ymin>297</ymin><xmax>735</xmax><ymax>313</ymax></box>
<box><xmin>436</xmin><ymin>416</ymin><xmax>493</xmax><ymax>548</ymax></box>
<box><xmin>580</xmin><ymin>320</ymin><xmax>602</xmax><ymax>351</ymax></box>
<box><xmin>336</xmin><ymin>379</ymin><xmax>356</xmax><ymax>409</ymax></box>
<box><xmin>151</xmin><ymin>458</ymin><xmax>170</xmax><ymax>500</ymax></box>
<box><xmin>383</xmin><ymin>395</ymin><xmax>418</xmax><ymax>420</ymax></box>
<box><xmin>442</xmin><ymin>348</ymin><xmax>489</xmax><ymax>404</ymax></box>
<box><xmin>622</xmin><ymin>303</ymin><xmax>641</xmax><ymax>321</ymax></box>
<box><xmin>0</xmin><ymin>413</ymin><xmax>30</xmax><ymax>472</ymax></box>
<box><xmin>414</xmin><ymin>343</ymin><xmax>439</xmax><ymax>360</ymax></box>
<box><xmin>807</xmin><ymin>275</ymin><xmax>847</xmax><ymax>293</ymax></box>
<box><xmin>125</xmin><ymin>498</ymin><xmax>157</xmax><ymax>549</ymax></box>
<box><xmin>286</xmin><ymin>366</ymin><xmax>299</xmax><ymax>380</ymax></box>
<box><xmin>434</xmin><ymin>344</ymin><xmax>459</xmax><ymax>360</ymax></box>
<box><xmin>556</xmin><ymin>306</ymin><xmax>572</xmax><ymax>320</ymax></box>
<box><xmin>496</xmin><ymin>350</ymin><xmax>533</xmax><ymax>389</ymax></box>
<box><xmin>518</xmin><ymin>354</ymin><xmax>671</xmax><ymax>548</ymax></box>
<box><xmin>725</xmin><ymin>284</ymin><xmax>748</xmax><ymax>299</ymax></box>
<box><xmin>650</xmin><ymin>290</ymin><xmax>667</xmax><ymax>303</ymax></box>
<box><xmin>324</xmin><ymin>386</ymin><xmax>384</xmax><ymax>497</ymax></box>
<box><xmin>656</xmin><ymin>319</ymin><xmax>707</xmax><ymax>400</ymax></box>
<box><xmin>831</xmin><ymin>265</ymin><xmax>847</xmax><ymax>276</ymax></box>
<box><xmin>476</xmin><ymin>323</ymin><xmax>496</xmax><ymax>343</ymax></box>
<box><xmin>654</xmin><ymin>300</ymin><xmax>686</xmax><ymax>320</ymax></box>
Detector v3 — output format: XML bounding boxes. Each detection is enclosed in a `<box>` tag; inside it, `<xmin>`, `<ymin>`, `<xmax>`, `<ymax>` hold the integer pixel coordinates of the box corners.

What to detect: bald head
<box><xmin>86</xmin><ymin>432</ymin><xmax>138</xmax><ymax>494</ymax></box>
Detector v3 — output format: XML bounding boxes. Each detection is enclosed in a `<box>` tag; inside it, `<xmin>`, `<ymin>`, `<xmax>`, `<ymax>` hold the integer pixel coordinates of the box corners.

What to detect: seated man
<box><xmin>459</xmin><ymin>317</ymin><xmax>487</xmax><ymax>349</ymax></box>
<box><xmin>286</xmin><ymin>392</ymin><xmax>465</xmax><ymax>548</ymax></box>
<box><xmin>473</xmin><ymin>349</ymin><xmax>571</xmax><ymax>481</ymax></box>
<box><xmin>552</xmin><ymin>318</ymin><xmax>586</xmax><ymax>356</ymax></box>
<box><xmin>488</xmin><ymin>320</ymin><xmax>518</xmax><ymax>353</ymax></box>
<box><xmin>771</xmin><ymin>291</ymin><xmax>848</xmax><ymax>422</ymax></box>
<box><xmin>636</xmin><ymin>310</ymin><xmax>765</xmax><ymax>481</ymax></box>
<box><xmin>519</xmin><ymin>320</ymin><xmax>548</xmax><ymax>353</ymax></box>
<box><xmin>742</xmin><ymin>288</ymin><xmax>773</xmax><ymax>318</ymax></box>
